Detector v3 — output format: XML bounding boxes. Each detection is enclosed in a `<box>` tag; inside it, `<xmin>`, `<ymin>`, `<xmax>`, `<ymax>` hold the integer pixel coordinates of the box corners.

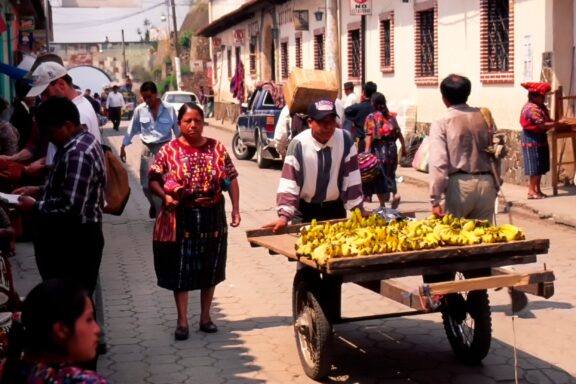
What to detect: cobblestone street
<box><xmin>10</xmin><ymin>122</ymin><xmax>576</xmax><ymax>384</ymax></box>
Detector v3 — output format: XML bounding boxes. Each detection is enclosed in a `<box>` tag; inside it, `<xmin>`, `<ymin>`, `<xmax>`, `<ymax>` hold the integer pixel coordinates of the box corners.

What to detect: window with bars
<box><xmin>314</xmin><ymin>34</ymin><xmax>324</xmax><ymax>70</ymax></box>
<box><xmin>380</xmin><ymin>19</ymin><xmax>391</xmax><ymax>68</ymax></box>
<box><xmin>487</xmin><ymin>0</ymin><xmax>509</xmax><ymax>72</ymax></box>
<box><xmin>281</xmin><ymin>42</ymin><xmax>289</xmax><ymax>79</ymax></box>
<box><xmin>227</xmin><ymin>48</ymin><xmax>232</xmax><ymax>78</ymax></box>
<box><xmin>295</xmin><ymin>36</ymin><xmax>302</xmax><ymax>68</ymax></box>
<box><xmin>348</xmin><ymin>29</ymin><xmax>361</xmax><ymax>78</ymax></box>
<box><xmin>213</xmin><ymin>53</ymin><xmax>218</xmax><ymax>83</ymax></box>
<box><xmin>235</xmin><ymin>46</ymin><xmax>241</xmax><ymax>65</ymax></box>
<box><xmin>418</xmin><ymin>9</ymin><xmax>435</xmax><ymax>77</ymax></box>
<box><xmin>249</xmin><ymin>43</ymin><xmax>256</xmax><ymax>76</ymax></box>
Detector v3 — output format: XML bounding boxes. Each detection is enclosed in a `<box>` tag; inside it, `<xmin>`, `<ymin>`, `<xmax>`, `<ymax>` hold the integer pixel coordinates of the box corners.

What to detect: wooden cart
<box><xmin>246</xmin><ymin>223</ymin><xmax>555</xmax><ymax>381</ymax></box>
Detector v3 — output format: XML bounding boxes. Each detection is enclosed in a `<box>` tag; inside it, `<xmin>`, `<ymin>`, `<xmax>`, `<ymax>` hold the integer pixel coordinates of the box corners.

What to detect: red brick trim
<box><xmin>480</xmin><ymin>0</ymin><xmax>515</xmax><ymax>84</ymax></box>
<box><xmin>379</xmin><ymin>11</ymin><xmax>395</xmax><ymax>74</ymax></box>
<box><xmin>280</xmin><ymin>37</ymin><xmax>289</xmax><ymax>44</ymax></box>
<box><xmin>295</xmin><ymin>35</ymin><xmax>302</xmax><ymax>68</ymax></box>
<box><xmin>314</xmin><ymin>27</ymin><xmax>325</xmax><ymax>36</ymax></box>
<box><xmin>414</xmin><ymin>1</ymin><xmax>438</xmax><ymax>86</ymax></box>
<box><xmin>280</xmin><ymin>41</ymin><xmax>289</xmax><ymax>79</ymax></box>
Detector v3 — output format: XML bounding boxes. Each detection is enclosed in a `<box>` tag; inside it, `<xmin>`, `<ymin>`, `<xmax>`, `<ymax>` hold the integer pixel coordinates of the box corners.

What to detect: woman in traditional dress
<box><xmin>0</xmin><ymin>279</ymin><xmax>108</xmax><ymax>383</ymax></box>
<box><xmin>363</xmin><ymin>92</ymin><xmax>406</xmax><ymax>208</ymax></box>
<box><xmin>519</xmin><ymin>82</ymin><xmax>556</xmax><ymax>199</ymax></box>
<box><xmin>149</xmin><ymin>102</ymin><xmax>240</xmax><ymax>340</ymax></box>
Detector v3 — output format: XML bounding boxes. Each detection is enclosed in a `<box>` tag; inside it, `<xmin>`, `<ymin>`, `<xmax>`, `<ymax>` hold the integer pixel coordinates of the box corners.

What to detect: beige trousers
<box><xmin>445</xmin><ymin>173</ymin><xmax>497</xmax><ymax>223</ymax></box>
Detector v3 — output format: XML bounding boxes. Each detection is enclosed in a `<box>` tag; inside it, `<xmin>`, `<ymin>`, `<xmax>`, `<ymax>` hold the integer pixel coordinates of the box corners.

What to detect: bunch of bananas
<box><xmin>295</xmin><ymin>210</ymin><xmax>525</xmax><ymax>266</ymax></box>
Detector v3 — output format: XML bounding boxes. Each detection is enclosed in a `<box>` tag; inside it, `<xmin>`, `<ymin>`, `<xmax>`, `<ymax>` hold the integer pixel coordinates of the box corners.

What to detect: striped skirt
<box><xmin>153</xmin><ymin>199</ymin><xmax>228</xmax><ymax>291</ymax></box>
<box><xmin>521</xmin><ymin>130</ymin><xmax>550</xmax><ymax>176</ymax></box>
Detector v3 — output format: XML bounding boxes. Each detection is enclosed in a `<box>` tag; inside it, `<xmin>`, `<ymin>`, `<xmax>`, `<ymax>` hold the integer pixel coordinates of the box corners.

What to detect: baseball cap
<box><xmin>307</xmin><ymin>99</ymin><xmax>337</xmax><ymax>121</ymax></box>
<box><xmin>27</xmin><ymin>62</ymin><xmax>68</xmax><ymax>97</ymax></box>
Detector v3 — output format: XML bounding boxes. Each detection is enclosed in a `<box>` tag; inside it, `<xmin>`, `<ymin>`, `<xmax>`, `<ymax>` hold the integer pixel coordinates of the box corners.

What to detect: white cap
<box><xmin>26</xmin><ymin>62</ymin><xmax>68</xmax><ymax>97</ymax></box>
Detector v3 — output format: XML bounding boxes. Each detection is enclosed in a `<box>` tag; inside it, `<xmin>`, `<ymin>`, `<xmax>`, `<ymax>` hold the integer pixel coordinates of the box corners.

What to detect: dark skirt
<box><xmin>153</xmin><ymin>200</ymin><xmax>228</xmax><ymax>291</ymax></box>
<box><xmin>521</xmin><ymin>130</ymin><xmax>550</xmax><ymax>176</ymax></box>
<box><xmin>363</xmin><ymin>139</ymin><xmax>398</xmax><ymax>195</ymax></box>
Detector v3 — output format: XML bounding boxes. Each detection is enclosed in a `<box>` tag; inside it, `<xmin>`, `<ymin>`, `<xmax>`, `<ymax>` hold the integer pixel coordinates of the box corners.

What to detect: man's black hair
<box><xmin>363</xmin><ymin>81</ymin><xmax>377</xmax><ymax>99</ymax></box>
<box><xmin>36</xmin><ymin>96</ymin><xmax>80</xmax><ymax>130</ymax></box>
<box><xmin>15</xmin><ymin>79</ymin><xmax>31</xmax><ymax>100</ymax></box>
<box><xmin>440</xmin><ymin>74</ymin><xmax>471</xmax><ymax>105</ymax></box>
<box><xmin>140</xmin><ymin>81</ymin><xmax>158</xmax><ymax>94</ymax></box>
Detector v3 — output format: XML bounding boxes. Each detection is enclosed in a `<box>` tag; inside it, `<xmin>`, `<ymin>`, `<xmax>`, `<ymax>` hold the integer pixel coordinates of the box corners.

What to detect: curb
<box><xmin>206</xmin><ymin>119</ymin><xmax>235</xmax><ymax>133</ymax></box>
<box><xmin>399</xmin><ymin>171</ymin><xmax>576</xmax><ymax>229</ymax></box>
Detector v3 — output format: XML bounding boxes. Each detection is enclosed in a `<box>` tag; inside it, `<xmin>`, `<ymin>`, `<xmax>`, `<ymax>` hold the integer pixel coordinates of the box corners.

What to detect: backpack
<box><xmin>102</xmin><ymin>145</ymin><xmax>130</xmax><ymax>216</ymax></box>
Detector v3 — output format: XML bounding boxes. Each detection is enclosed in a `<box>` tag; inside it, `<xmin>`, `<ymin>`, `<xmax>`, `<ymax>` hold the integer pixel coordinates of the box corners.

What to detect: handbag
<box><xmin>357</xmin><ymin>152</ymin><xmax>380</xmax><ymax>182</ymax></box>
<box><xmin>412</xmin><ymin>135</ymin><xmax>430</xmax><ymax>173</ymax></box>
<box><xmin>102</xmin><ymin>145</ymin><xmax>131</xmax><ymax>216</ymax></box>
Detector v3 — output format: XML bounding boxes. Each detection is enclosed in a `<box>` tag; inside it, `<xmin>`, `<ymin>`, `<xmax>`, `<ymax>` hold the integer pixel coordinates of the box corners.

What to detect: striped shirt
<box><xmin>277</xmin><ymin>128</ymin><xmax>364</xmax><ymax>221</ymax></box>
<box><xmin>37</xmin><ymin>131</ymin><xmax>106</xmax><ymax>223</ymax></box>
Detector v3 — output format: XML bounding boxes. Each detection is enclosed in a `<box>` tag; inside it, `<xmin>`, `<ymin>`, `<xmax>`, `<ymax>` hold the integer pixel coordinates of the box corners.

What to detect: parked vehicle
<box><xmin>232</xmin><ymin>84</ymin><xmax>284</xmax><ymax>168</ymax></box>
<box><xmin>161</xmin><ymin>91</ymin><xmax>201</xmax><ymax>113</ymax></box>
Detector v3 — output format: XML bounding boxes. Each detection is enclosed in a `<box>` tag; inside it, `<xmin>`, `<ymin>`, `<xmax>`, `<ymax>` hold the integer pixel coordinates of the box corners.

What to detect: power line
<box><xmin>56</xmin><ymin>2</ymin><xmax>165</xmax><ymax>29</ymax></box>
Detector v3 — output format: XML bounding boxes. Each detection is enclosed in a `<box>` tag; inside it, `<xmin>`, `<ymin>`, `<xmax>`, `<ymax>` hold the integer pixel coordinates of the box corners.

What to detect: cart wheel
<box><xmin>293</xmin><ymin>270</ymin><xmax>333</xmax><ymax>380</ymax></box>
<box><xmin>441</xmin><ymin>273</ymin><xmax>492</xmax><ymax>364</ymax></box>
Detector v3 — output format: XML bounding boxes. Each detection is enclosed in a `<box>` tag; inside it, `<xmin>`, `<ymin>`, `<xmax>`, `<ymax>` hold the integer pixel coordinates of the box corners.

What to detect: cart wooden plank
<box><xmin>421</xmin><ymin>270</ymin><xmax>555</xmax><ymax>296</ymax></box>
<box><xmin>248</xmin><ymin>229</ymin><xmax>550</xmax><ymax>275</ymax></box>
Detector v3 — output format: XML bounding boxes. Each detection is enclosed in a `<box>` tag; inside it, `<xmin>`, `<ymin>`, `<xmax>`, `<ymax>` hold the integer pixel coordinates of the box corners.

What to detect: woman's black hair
<box><xmin>2</xmin><ymin>280</ymin><xmax>90</xmax><ymax>383</ymax></box>
<box><xmin>371</xmin><ymin>92</ymin><xmax>389</xmax><ymax>118</ymax></box>
<box><xmin>177</xmin><ymin>102</ymin><xmax>205</xmax><ymax>124</ymax></box>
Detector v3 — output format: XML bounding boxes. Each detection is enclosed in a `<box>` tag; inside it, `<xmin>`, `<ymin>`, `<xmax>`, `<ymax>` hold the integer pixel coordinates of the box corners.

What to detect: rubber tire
<box><xmin>442</xmin><ymin>289</ymin><xmax>492</xmax><ymax>364</ymax></box>
<box><xmin>256</xmin><ymin>138</ymin><xmax>273</xmax><ymax>169</ymax></box>
<box><xmin>232</xmin><ymin>131</ymin><xmax>255</xmax><ymax>160</ymax></box>
<box><xmin>292</xmin><ymin>270</ymin><xmax>333</xmax><ymax>380</ymax></box>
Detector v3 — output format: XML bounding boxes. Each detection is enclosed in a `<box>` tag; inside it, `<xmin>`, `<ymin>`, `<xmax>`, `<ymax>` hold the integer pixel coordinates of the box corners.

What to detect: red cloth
<box><xmin>521</xmin><ymin>82</ymin><xmax>551</xmax><ymax>95</ymax></box>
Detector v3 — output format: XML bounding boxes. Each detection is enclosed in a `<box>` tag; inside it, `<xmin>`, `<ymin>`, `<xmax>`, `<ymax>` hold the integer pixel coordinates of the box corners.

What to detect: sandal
<box><xmin>527</xmin><ymin>193</ymin><xmax>544</xmax><ymax>200</ymax></box>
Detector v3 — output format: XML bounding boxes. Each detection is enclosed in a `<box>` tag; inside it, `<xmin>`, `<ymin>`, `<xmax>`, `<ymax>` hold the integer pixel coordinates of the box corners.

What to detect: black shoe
<box><xmin>148</xmin><ymin>205</ymin><xmax>156</xmax><ymax>219</ymax></box>
<box><xmin>199</xmin><ymin>321</ymin><xmax>218</xmax><ymax>333</ymax></box>
<box><xmin>174</xmin><ymin>326</ymin><xmax>189</xmax><ymax>340</ymax></box>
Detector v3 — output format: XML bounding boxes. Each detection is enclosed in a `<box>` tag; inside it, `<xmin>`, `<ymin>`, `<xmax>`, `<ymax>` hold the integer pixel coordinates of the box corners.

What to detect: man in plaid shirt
<box><xmin>16</xmin><ymin>97</ymin><xmax>106</xmax><ymax>295</ymax></box>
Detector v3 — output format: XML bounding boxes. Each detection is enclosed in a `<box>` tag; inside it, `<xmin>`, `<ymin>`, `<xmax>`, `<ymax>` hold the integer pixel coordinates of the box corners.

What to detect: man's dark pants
<box><xmin>108</xmin><ymin>107</ymin><xmax>122</xmax><ymax>130</ymax></box>
<box><xmin>33</xmin><ymin>213</ymin><xmax>104</xmax><ymax>296</ymax></box>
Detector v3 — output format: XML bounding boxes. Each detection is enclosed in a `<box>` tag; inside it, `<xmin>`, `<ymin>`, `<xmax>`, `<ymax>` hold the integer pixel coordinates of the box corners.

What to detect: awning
<box><xmin>197</xmin><ymin>0</ymin><xmax>288</xmax><ymax>37</ymax></box>
<box><xmin>0</xmin><ymin>63</ymin><xmax>29</xmax><ymax>80</ymax></box>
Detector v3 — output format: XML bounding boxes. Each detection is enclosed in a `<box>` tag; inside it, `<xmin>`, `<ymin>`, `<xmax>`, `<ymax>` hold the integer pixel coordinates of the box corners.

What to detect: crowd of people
<box><xmin>0</xmin><ymin>47</ymin><xmax>559</xmax><ymax>382</ymax></box>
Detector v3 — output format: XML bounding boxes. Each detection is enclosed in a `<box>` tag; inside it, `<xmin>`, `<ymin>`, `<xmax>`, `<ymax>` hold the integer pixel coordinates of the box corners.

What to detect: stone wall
<box><xmin>408</xmin><ymin>122</ymin><xmax>576</xmax><ymax>188</ymax></box>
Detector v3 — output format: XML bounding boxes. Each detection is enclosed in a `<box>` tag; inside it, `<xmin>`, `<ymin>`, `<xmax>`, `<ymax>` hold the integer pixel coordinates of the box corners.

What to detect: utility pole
<box><xmin>170</xmin><ymin>0</ymin><xmax>182</xmax><ymax>90</ymax></box>
<box><xmin>121</xmin><ymin>29</ymin><xmax>127</xmax><ymax>78</ymax></box>
<box><xmin>325</xmin><ymin>0</ymin><xmax>340</xmax><ymax>88</ymax></box>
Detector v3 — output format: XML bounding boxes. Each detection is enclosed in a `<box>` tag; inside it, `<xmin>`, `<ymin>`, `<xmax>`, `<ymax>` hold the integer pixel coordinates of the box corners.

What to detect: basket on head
<box><xmin>357</xmin><ymin>152</ymin><xmax>380</xmax><ymax>183</ymax></box>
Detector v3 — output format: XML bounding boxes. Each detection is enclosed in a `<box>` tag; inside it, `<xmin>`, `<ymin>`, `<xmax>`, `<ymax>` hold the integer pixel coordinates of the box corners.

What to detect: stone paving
<box><xmin>9</xmin><ymin>121</ymin><xmax>576</xmax><ymax>384</ymax></box>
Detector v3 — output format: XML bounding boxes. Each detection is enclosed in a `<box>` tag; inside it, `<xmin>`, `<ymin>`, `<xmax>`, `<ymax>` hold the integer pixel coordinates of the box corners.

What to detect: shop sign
<box><xmin>213</xmin><ymin>37</ymin><xmax>222</xmax><ymax>49</ymax></box>
<box><xmin>20</xmin><ymin>16</ymin><xmax>35</xmax><ymax>33</ymax></box>
<box><xmin>233</xmin><ymin>29</ymin><xmax>245</xmax><ymax>44</ymax></box>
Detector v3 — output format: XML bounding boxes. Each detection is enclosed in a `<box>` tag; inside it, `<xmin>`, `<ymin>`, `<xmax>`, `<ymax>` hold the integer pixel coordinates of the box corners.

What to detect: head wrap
<box><xmin>521</xmin><ymin>82</ymin><xmax>551</xmax><ymax>95</ymax></box>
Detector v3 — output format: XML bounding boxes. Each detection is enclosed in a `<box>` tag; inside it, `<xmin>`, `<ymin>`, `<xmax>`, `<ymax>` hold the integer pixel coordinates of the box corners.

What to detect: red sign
<box><xmin>213</xmin><ymin>37</ymin><xmax>222</xmax><ymax>49</ymax></box>
<box><xmin>350</xmin><ymin>0</ymin><xmax>372</xmax><ymax>15</ymax></box>
<box><xmin>233</xmin><ymin>29</ymin><xmax>245</xmax><ymax>44</ymax></box>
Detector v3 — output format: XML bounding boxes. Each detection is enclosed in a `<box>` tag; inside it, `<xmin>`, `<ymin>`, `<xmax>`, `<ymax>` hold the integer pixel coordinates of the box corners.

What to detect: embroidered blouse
<box><xmin>149</xmin><ymin>138</ymin><xmax>238</xmax><ymax>197</ymax></box>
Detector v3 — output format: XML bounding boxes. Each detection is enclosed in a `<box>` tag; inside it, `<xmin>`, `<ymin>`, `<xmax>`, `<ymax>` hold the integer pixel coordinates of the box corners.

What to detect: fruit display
<box><xmin>295</xmin><ymin>209</ymin><xmax>526</xmax><ymax>266</ymax></box>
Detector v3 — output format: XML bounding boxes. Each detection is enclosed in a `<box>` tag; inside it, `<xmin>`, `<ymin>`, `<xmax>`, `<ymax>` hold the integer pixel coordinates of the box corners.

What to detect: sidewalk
<box><xmin>206</xmin><ymin>117</ymin><xmax>576</xmax><ymax>228</ymax></box>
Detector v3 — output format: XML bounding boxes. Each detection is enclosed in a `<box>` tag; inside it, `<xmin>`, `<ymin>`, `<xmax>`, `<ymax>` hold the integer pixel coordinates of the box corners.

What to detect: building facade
<box><xmin>200</xmin><ymin>0</ymin><xmax>576</xmax><ymax>184</ymax></box>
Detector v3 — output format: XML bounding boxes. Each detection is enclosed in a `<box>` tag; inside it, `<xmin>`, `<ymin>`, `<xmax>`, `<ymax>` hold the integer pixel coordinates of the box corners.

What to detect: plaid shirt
<box><xmin>37</xmin><ymin>131</ymin><xmax>106</xmax><ymax>223</ymax></box>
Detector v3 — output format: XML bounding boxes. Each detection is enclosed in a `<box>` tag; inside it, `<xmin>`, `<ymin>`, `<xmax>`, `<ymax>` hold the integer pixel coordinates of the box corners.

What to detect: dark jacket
<box><xmin>344</xmin><ymin>99</ymin><xmax>374</xmax><ymax>140</ymax></box>
<box><xmin>10</xmin><ymin>100</ymin><xmax>33</xmax><ymax>150</ymax></box>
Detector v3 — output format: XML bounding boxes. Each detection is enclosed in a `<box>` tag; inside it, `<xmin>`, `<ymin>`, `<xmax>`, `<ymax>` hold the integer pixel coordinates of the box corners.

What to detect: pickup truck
<box><xmin>231</xmin><ymin>85</ymin><xmax>283</xmax><ymax>168</ymax></box>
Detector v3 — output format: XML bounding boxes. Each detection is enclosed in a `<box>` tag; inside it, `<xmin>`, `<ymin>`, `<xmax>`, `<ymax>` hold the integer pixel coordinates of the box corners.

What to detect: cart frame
<box><xmin>246</xmin><ymin>222</ymin><xmax>554</xmax><ymax>380</ymax></box>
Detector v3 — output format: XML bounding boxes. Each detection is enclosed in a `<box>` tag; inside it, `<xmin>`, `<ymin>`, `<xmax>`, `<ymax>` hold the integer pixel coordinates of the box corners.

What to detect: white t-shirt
<box><xmin>46</xmin><ymin>95</ymin><xmax>102</xmax><ymax>165</ymax></box>
<box><xmin>343</xmin><ymin>92</ymin><xmax>359</xmax><ymax>109</ymax></box>
<box><xmin>106</xmin><ymin>92</ymin><xmax>125</xmax><ymax>108</ymax></box>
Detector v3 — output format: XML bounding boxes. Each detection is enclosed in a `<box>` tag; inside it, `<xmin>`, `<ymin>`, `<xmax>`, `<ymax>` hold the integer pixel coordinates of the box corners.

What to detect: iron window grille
<box><xmin>315</xmin><ymin>34</ymin><xmax>325</xmax><ymax>70</ymax></box>
<box><xmin>249</xmin><ymin>43</ymin><xmax>256</xmax><ymax>76</ymax></box>
<box><xmin>281</xmin><ymin>42</ymin><xmax>289</xmax><ymax>79</ymax></box>
<box><xmin>487</xmin><ymin>0</ymin><xmax>510</xmax><ymax>72</ymax></box>
<box><xmin>418</xmin><ymin>9</ymin><xmax>435</xmax><ymax>77</ymax></box>
<box><xmin>348</xmin><ymin>29</ymin><xmax>361</xmax><ymax>78</ymax></box>
<box><xmin>381</xmin><ymin>19</ymin><xmax>391</xmax><ymax>68</ymax></box>
<box><xmin>295</xmin><ymin>36</ymin><xmax>302</xmax><ymax>68</ymax></box>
